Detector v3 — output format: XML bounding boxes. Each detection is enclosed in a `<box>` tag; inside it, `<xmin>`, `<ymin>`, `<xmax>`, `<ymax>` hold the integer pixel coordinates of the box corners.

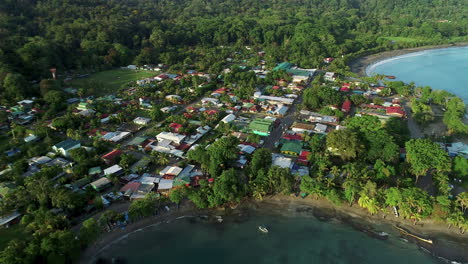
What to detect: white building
<box><xmin>272</xmin><ymin>154</ymin><xmax>293</xmax><ymax>169</ymax></box>
<box><xmin>104</xmin><ymin>165</ymin><xmax>124</xmax><ymax>176</ymax></box>
<box><xmin>324</xmin><ymin>72</ymin><xmax>337</xmax><ymax>82</ymax></box>
<box><xmin>221</xmin><ymin>114</ymin><xmax>236</xmax><ymax>123</ymax></box>
<box><xmin>159</xmin><ymin>166</ymin><xmax>183</xmax><ymax>177</ymax></box>
<box><xmin>133</xmin><ymin>117</ymin><xmax>151</xmax><ymax>126</ymax></box>
<box><xmin>156</xmin><ymin>132</ymin><xmax>186</xmax><ymax>145</ymax></box>
<box><xmin>256</xmin><ymin>95</ymin><xmax>294</xmax><ymax>105</ymax></box>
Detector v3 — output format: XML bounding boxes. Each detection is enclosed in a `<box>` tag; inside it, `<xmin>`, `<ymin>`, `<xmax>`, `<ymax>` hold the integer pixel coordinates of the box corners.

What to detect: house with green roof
<box><xmin>281</xmin><ymin>141</ymin><xmax>302</xmax><ymax>156</ymax></box>
<box><xmin>77</xmin><ymin>102</ymin><xmax>91</xmax><ymax>111</ymax></box>
<box><xmin>127</xmin><ymin>136</ymin><xmax>150</xmax><ymax>150</ymax></box>
<box><xmin>249</xmin><ymin>118</ymin><xmax>273</xmax><ymax>136</ymax></box>
<box><xmin>88</xmin><ymin>166</ymin><xmax>102</xmax><ymax>176</ymax></box>
<box><xmin>273</xmin><ymin>62</ymin><xmax>293</xmax><ymax>71</ymax></box>
<box><xmin>52</xmin><ymin>139</ymin><xmax>81</xmax><ymax>157</ymax></box>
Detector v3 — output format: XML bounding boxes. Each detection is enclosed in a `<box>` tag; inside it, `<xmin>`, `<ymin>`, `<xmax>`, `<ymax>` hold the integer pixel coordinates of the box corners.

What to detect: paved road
<box><xmin>263</xmin><ymin>83</ymin><xmax>307</xmax><ymax>149</ymax></box>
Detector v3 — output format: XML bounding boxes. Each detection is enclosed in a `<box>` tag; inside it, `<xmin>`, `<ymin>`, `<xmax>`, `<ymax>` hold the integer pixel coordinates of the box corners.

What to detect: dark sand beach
<box><xmin>348</xmin><ymin>42</ymin><xmax>468</xmax><ymax>76</ymax></box>
<box><xmin>80</xmin><ymin>195</ymin><xmax>468</xmax><ymax>264</ymax></box>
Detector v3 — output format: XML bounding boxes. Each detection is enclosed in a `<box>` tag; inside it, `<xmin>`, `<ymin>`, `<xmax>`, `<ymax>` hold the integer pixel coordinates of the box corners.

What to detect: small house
<box><xmin>158</xmin><ymin>179</ymin><xmax>173</xmax><ymax>194</ymax></box>
<box><xmin>281</xmin><ymin>141</ymin><xmax>302</xmax><ymax>156</ymax></box>
<box><xmin>159</xmin><ymin>166</ymin><xmax>183</xmax><ymax>178</ymax></box>
<box><xmin>52</xmin><ymin>139</ymin><xmax>81</xmax><ymax>158</ymax></box>
<box><xmin>324</xmin><ymin>72</ymin><xmax>337</xmax><ymax>82</ymax></box>
<box><xmin>133</xmin><ymin>117</ymin><xmax>151</xmax><ymax>126</ymax></box>
<box><xmin>90</xmin><ymin>177</ymin><xmax>112</xmax><ymax>192</ymax></box>
<box><xmin>104</xmin><ymin>165</ymin><xmax>124</xmax><ymax>176</ymax></box>
<box><xmin>101</xmin><ymin>149</ymin><xmax>123</xmax><ymax>165</ymax></box>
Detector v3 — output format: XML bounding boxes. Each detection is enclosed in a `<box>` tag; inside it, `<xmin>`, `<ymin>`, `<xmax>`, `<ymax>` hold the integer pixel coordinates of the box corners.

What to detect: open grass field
<box><xmin>70</xmin><ymin>69</ymin><xmax>156</xmax><ymax>95</ymax></box>
<box><xmin>0</xmin><ymin>225</ymin><xmax>27</xmax><ymax>250</ymax></box>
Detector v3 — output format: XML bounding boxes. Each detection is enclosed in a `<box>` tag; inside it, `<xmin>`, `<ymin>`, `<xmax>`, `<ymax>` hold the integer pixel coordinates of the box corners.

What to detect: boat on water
<box><xmin>385</xmin><ymin>75</ymin><xmax>396</xmax><ymax>79</ymax></box>
<box><xmin>258</xmin><ymin>226</ymin><xmax>269</xmax><ymax>233</ymax></box>
<box><xmin>393</xmin><ymin>225</ymin><xmax>433</xmax><ymax>244</ymax></box>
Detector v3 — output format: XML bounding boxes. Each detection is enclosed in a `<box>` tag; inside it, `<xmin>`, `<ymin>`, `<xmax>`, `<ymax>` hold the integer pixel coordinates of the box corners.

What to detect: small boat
<box><xmin>393</xmin><ymin>225</ymin><xmax>433</xmax><ymax>244</ymax></box>
<box><xmin>385</xmin><ymin>75</ymin><xmax>396</xmax><ymax>79</ymax></box>
<box><xmin>258</xmin><ymin>226</ymin><xmax>269</xmax><ymax>233</ymax></box>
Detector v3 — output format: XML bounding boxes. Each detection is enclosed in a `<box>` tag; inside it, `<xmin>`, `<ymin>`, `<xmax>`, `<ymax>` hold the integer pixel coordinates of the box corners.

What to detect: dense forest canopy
<box><xmin>0</xmin><ymin>0</ymin><xmax>467</xmax><ymax>88</ymax></box>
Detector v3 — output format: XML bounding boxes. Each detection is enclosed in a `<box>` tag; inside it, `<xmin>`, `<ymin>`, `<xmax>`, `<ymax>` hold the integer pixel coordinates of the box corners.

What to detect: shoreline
<box><xmin>80</xmin><ymin>195</ymin><xmax>468</xmax><ymax>264</ymax></box>
<box><xmin>348</xmin><ymin>42</ymin><xmax>468</xmax><ymax>77</ymax></box>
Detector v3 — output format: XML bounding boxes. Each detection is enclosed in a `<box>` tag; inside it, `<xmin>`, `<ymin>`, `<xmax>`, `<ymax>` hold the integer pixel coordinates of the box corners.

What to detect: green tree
<box><xmin>249</xmin><ymin>148</ymin><xmax>272</xmax><ymax>179</ymax></box>
<box><xmin>326</xmin><ymin>129</ymin><xmax>364</xmax><ymax>160</ymax></box>
<box><xmin>79</xmin><ymin>218</ymin><xmax>100</xmax><ymax>247</ymax></box>
<box><xmin>456</xmin><ymin>192</ymin><xmax>468</xmax><ymax>213</ymax></box>
<box><xmin>453</xmin><ymin>156</ymin><xmax>468</xmax><ymax>179</ymax></box>
<box><xmin>405</xmin><ymin>139</ymin><xmax>450</xmax><ymax>182</ymax></box>
<box><xmin>342</xmin><ymin>178</ymin><xmax>361</xmax><ymax>206</ymax></box>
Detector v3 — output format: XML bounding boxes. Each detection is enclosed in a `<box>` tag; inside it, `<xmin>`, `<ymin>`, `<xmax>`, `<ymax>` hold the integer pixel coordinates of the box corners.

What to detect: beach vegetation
<box><xmin>405</xmin><ymin>139</ymin><xmax>451</xmax><ymax>183</ymax></box>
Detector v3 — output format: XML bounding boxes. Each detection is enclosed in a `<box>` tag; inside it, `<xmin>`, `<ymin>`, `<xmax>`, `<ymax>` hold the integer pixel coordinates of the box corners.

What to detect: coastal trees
<box><xmin>78</xmin><ymin>218</ymin><xmax>100</xmax><ymax>247</ymax></box>
<box><xmin>342</xmin><ymin>178</ymin><xmax>361</xmax><ymax>206</ymax></box>
<box><xmin>326</xmin><ymin>129</ymin><xmax>363</xmax><ymax>160</ymax></box>
<box><xmin>443</xmin><ymin>97</ymin><xmax>468</xmax><ymax>134</ymax></box>
<box><xmin>405</xmin><ymin>139</ymin><xmax>450</xmax><ymax>182</ymax></box>
<box><xmin>212</xmin><ymin>169</ymin><xmax>245</xmax><ymax>205</ymax></box>
<box><xmin>249</xmin><ymin>148</ymin><xmax>272</xmax><ymax>179</ymax></box>
<box><xmin>357</xmin><ymin>181</ymin><xmax>380</xmax><ymax>215</ymax></box>
<box><xmin>453</xmin><ymin>156</ymin><xmax>468</xmax><ymax>179</ymax></box>
<box><xmin>188</xmin><ymin>137</ymin><xmax>240</xmax><ymax>178</ymax></box>
<box><xmin>456</xmin><ymin>192</ymin><xmax>468</xmax><ymax>213</ymax></box>
<box><xmin>128</xmin><ymin>193</ymin><xmax>158</xmax><ymax>221</ymax></box>
<box><xmin>384</xmin><ymin>187</ymin><xmax>403</xmax><ymax>208</ymax></box>
<box><xmin>399</xmin><ymin>188</ymin><xmax>433</xmax><ymax>224</ymax></box>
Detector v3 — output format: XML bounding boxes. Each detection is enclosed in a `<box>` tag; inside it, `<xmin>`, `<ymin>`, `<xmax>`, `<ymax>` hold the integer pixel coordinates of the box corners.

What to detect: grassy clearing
<box><xmin>70</xmin><ymin>69</ymin><xmax>156</xmax><ymax>95</ymax></box>
<box><xmin>0</xmin><ymin>225</ymin><xmax>27</xmax><ymax>250</ymax></box>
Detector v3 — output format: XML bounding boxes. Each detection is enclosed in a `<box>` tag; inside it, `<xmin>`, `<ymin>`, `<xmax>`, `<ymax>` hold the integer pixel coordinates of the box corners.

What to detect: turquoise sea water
<box><xmin>94</xmin><ymin>209</ymin><xmax>442</xmax><ymax>264</ymax></box>
<box><xmin>367</xmin><ymin>46</ymin><xmax>468</xmax><ymax>103</ymax></box>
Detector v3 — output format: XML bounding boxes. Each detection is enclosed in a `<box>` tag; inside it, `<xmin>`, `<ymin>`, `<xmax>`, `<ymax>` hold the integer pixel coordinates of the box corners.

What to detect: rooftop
<box><xmin>54</xmin><ymin>139</ymin><xmax>80</xmax><ymax>150</ymax></box>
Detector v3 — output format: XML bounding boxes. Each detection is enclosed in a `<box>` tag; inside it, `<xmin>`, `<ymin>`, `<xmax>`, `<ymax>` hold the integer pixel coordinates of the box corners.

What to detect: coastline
<box><xmin>348</xmin><ymin>42</ymin><xmax>468</xmax><ymax>77</ymax></box>
<box><xmin>80</xmin><ymin>196</ymin><xmax>468</xmax><ymax>264</ymax></box>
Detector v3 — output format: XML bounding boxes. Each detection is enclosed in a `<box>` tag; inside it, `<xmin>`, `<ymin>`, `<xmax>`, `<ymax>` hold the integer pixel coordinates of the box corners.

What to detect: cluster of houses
<box><xmin>1</xmin><ymin>100</ymin><xmax>37</xmax><ymax>126</ymax></box>
<box><xmin>356</xmin><ymin>100</ymin><xmax>406</xmax><ymax>121</ymax></box>
<box><xmin>0</xmin><ymin>47</ymin><xmax>431</xmax><ymax>230</ymax></box>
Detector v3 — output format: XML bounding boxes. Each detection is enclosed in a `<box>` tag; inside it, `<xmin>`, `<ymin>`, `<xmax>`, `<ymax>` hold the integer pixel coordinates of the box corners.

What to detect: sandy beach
<box><xmin>79</xmin><ymin>195</ymin><xmax>468</xmax><ymax>264</ymax></box>
<box><xmin>348</xmin><ymin>42</ymin><xmax>468</xmax><ymax>77</ymax></box>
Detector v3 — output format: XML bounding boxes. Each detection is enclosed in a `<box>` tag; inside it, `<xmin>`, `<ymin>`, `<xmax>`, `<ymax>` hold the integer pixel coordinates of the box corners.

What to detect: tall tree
<box><xmin>405</xmin><ymin>139</ymin><xmax>450</xmax><ymax>182</ymax></box>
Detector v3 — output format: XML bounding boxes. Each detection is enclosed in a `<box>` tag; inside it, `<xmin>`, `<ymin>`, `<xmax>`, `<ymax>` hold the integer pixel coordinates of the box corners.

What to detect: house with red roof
<box><xmin>282</xmin><ymin>134</ymin><xmax>303</xmax><ymax>141</ymax></box>
<box><xmin>323</xmin><ymin>57</ymin><xmax>334</xmax><ymax>63</ymax></box>
<box><xmin>341</xmin><ymin>100</ymin><xmax>352</xmax><ymax>113</ymax></box>
<box><xmin>340</xmin><ymin>86</ymin><xmax>350</xmax><ymax>92</ymax></box>
<box><xmin>169</xmin><ymin>123</ymin><xmax>183</xmax><ymax>133</ymax></box>
<box><xmin>298</xmin><ymin>150</ymin><xmax>311</xmax><ymax>165</ymax></box>
<box><xmin>386</xmin><ymin>106</ymin><xmax>406</xmax><ymax>117</ymax></box>
<box><xmin>101</xmin><ymin>149</ymin><xmax>123</xmax><ymax>165</ymax></box>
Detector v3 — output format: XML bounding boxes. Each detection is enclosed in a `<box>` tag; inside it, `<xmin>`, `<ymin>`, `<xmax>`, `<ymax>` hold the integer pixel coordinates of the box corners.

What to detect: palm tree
<box><xmin>358</xmin><ymin>194</ymin><xmax>379</xmax><ymax>215</ymax></box>
<box><xmin>456</xmin><ymin>192</ymin><xmax>468</xmax><ymax>213</ymax></box>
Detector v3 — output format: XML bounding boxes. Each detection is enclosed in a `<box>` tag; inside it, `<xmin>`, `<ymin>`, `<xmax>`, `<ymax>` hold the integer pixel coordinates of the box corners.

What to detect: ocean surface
<box><xmin>366</xmin><ymin>46</ymin><xmax>468</xmax><ymax>103</ymax></box>
<box><xmin>94</xmin><ymin>208</ymin><xmax>442</xmax><ymax>264</ymax></box>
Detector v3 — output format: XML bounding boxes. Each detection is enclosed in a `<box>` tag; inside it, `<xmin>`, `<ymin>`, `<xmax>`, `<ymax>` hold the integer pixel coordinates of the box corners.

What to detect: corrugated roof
<box><xmin>281</xmin><ymin>141</ymin><xmax>302</xmax><ymax>155</ymax></box>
